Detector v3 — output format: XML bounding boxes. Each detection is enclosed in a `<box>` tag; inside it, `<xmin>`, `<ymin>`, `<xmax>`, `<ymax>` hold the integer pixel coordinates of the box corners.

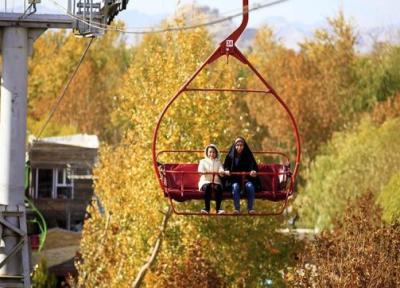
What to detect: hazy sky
<box><xmin>2</xmin><ymin>0</ymin><xmax>400</xmax><ymax>29</ymax></box>
<box><xmin>128</xmin><ymin>0</ymin><xmax>400</xmax><ymax>28</ymax></box>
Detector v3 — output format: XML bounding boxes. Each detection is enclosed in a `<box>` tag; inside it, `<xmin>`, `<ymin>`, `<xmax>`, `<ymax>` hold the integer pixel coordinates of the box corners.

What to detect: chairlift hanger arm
<box><xmin>206</xmin><ymin>0</ymin><xmax>249</xmax><ymax>65</ymax></box>
<box><xmin>152</xmin><ymin>0</ymin><xmax>302</xmax><ymax>215</ymax></box>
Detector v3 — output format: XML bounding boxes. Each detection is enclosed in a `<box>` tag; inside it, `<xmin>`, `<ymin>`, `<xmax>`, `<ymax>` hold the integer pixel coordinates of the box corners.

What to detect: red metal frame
<box><xmin>152</xmin><ymin>0</ymin><xmax>301</xmax><ymax>216</ymax></box>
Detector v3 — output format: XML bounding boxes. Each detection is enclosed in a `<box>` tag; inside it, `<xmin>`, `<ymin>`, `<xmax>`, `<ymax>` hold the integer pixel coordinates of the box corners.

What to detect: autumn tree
<box><xmin>246</xmin><ymin>12</ymin><xmax>359</xmax><ymax>161</ymax></box>
<box><xmin>287</xmin><ymin>193</ymin><xmax>400</xmax><ymax>287</ymax></box>
<box><xmin>77</xmin><ymin>13</ymin><xmax>298</xmax><ymax>287</ymax></box>
<box><xmin>296</xmin><ymin>116</ymin><xmax>400</xmax><ymax>229</ymax></box>
<box><xmin>28</xmin><ymin>24</ymin><xmax>130</xmax><ymax>142</ymax></box>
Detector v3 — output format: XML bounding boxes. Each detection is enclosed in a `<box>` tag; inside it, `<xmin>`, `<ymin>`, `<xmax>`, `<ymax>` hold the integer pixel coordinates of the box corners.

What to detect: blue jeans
<box><xmin>232</xmin><ymin>182</ymin><xmax>255</xmax><ymax>211</ymax></box>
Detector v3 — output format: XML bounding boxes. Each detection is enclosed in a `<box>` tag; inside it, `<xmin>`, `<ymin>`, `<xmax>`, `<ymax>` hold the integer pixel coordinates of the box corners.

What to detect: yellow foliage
<box><xmin>28</xmin><ymin>24</ymin><xmax>129</xmax><ymax>141</ymax></box>
<box><xmin>77</xmin><ymin>20</ymin><xmax>237</xmax><ymax>287</ymax></box>
<box><xmin>77</xmin><ymin>15</ymin><xmax>296</xmax><ymax>288</ymax></box>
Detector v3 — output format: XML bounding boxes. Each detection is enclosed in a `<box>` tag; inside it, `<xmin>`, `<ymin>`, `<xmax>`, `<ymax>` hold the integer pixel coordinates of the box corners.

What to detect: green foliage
<box><xmin>374</xmin><ymin>45</ymin><xmax>400</xmax><ymax>101</ymax></box>
<box><xmin>31</xmin><ymin>258</ymin><xmax>57</xmax><ymax>288</ymax></box>
<box><xmin>296</xmin><ymin>117</ymin><xmax>400</xmax><ymax>229</ymax></box>
<box><xmin>377</xmin><ymin>172</ymin><xmax>400</xmax><ymax>223</ymax></box>
<box><xmin>354</xmin><ymin>45</ymin><xmax>400</xmax><ymax>112</ymax></box>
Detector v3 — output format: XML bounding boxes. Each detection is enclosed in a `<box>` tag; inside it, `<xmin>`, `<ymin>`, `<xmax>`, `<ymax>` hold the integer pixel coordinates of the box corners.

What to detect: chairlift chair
<box><xmin>152</xmin><ymin>0</ymin><xmax>301</xmax><ymax>216</ymax></box>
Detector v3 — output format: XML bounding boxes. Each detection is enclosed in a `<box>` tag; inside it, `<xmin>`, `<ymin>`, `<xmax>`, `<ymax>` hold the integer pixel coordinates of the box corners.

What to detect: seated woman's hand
<box><xmin>250</xmin><ymin>170</ymin><xmax>257</xmax><ymax>177</ymax></box>
<box><xmin>224</xmin><ymin>170</ymin><xmax>231</xmax><ymax>176</ymax></box>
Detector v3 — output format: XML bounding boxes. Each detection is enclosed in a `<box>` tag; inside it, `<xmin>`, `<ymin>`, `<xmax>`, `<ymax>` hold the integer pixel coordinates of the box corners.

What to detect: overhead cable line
<box><xmin>50</xmin><ymin>0</ymin><xmax>289</xmax><ymax>34</ymax></box>
<box><xmin>34</xmin><ymin>0</ymin><xmax>288</xmax><ymax>138</ymax></box>
<box><xmin>35</xmin><ymin>37</ymin><xmax>95</xmax><ymax>139</ymax></box>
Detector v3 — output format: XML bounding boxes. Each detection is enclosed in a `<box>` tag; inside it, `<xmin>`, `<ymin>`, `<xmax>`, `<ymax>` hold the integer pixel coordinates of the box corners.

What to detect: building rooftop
<box><xmin>31</xmin><ymin>134</ymin><xmax>99</xmax><ymax>149</ymax></box>
<box><xmin>28</xmin><ymin>134</ymin><xmax>99</xmax><ymax>167</ymax></box>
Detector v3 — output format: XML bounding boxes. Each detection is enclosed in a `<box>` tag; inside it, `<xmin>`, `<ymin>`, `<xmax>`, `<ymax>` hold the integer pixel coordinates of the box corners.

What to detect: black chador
<box><xmin>223</xmin><ymin>137</ymin><xmax>260</xmax><ymax>191</ymax></box>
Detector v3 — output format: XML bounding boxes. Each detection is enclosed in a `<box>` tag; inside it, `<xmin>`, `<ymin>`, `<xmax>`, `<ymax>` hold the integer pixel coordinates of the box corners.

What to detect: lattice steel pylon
<box><xmin>0</xmin><ymin>206</ymin><xmax>30</xmax><ymax>287</ymax></box>
<box><xmin>0</xmin><ymin>24</ymin><xmax>46</xmax><ymax>288</ymax></box>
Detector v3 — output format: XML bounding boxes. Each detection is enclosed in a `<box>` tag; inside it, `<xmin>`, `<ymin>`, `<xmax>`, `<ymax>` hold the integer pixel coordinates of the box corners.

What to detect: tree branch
<box><xmin>131</xmin><ymin>206</ymin><xmax>172</xmax><ymax>288</ymax></box>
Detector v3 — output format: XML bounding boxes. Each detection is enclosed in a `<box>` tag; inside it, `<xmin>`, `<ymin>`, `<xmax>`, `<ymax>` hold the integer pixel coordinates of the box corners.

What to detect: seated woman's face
<box><xmin>207</xmin><ymin>147</ymin><xmax>217</xmax><ymax>159</ymax></box>
<box><xmin>235</xmin><ymin>142</ymin><xmax>244</xmax><ymax>154</ymax></box>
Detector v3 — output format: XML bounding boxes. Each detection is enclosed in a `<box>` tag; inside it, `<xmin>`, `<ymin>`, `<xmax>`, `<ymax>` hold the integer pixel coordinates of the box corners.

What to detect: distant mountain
<box><xmin>260</xmin><ymin>17</ymin><xmax>318</xmax><ymax>49</ymax></box>
<box><xmin>118</xmin><ymin>7</ymin><xmax>400</xmax><ymax>52</ymax></box>
<box><xmin>119</xmin><ymin>9</ymin><xmax>167</xmax><ymax>28</ymax></box>
<box><xmin>197</xmin><ymin>13</ymin><xmax>319</xmax><ymax>50</ymax></box>
<box><xmin>245</xmin><ymin>16</ymin><xmax>400</xmax><ymax>52</ymax></box>
<box><xmin>118</xmin><ymin>7</ymin><xmax>320</xmax><ymax>50</ymax></box>
<box><xmin>236</xmin><ymin>18</ymin><xmax>400</xmax><ymax>52</ymax></box>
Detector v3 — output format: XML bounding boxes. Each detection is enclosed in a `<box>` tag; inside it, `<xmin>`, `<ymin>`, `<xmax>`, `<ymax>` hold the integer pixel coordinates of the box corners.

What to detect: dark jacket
<box><xmin>223</xmin><ymin>138</ymin><xmax>261</xmax><ymax>191</ymax></box>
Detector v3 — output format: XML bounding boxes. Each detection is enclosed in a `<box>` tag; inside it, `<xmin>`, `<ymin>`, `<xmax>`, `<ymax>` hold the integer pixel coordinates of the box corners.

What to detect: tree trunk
<box><xmin>131</xmin><ymin>206</ymin><xmax>172</xmax><ymax>288</ymax></box>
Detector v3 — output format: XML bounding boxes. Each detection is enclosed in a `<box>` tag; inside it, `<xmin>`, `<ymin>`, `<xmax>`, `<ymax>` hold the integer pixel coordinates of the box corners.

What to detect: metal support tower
<box><xmin>0</xmin><ymin>24</ymin><xmax>60</xmax><ymax>288</ymax></box>
<box><xmin>0</xmin><ymin>25</ymin><xmax>46</xmax><ymax>288</ymax></box>
<box><xmin>0</xmin><ymin>0</ymin><xmax>129</xmax><ymax>285</ymax></box>
<box><xmin>0</xmin><ymin>13</ymin><xmax>72</xmax><ymax>288</ymax></box>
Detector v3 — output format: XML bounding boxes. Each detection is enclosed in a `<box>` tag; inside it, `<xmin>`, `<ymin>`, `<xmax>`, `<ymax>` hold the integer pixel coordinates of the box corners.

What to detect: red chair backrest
<box><xmin>163</xmin><ymin>164</ymin><xmax>199</xmax><ymax>190</ymax></box>
<box><xmin>258</xmin><ymin>163</ymin><xmax>286</xmax><ymax>192</ymax></box>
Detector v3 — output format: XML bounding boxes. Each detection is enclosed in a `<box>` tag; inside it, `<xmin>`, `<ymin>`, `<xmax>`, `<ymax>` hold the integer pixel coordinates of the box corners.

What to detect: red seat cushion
<box><xmin>161</xmin><ymin>163</ymin><xmax>292</xmax><ymax>202</ymax></box>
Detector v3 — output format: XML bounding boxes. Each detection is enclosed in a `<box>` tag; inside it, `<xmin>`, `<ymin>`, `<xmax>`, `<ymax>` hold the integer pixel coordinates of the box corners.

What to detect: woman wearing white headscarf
<box><xmin>198</xmin><ymin>144</ymin><xmax>226</xmax><ymax>214</ymax></box>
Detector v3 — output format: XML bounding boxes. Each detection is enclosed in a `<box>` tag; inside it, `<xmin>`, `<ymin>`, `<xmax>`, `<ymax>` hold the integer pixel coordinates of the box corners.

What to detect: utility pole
<box><xmin>0</xmin><ymin>0</ymin><xmax>129</xmax><ymax>286</ymax></box>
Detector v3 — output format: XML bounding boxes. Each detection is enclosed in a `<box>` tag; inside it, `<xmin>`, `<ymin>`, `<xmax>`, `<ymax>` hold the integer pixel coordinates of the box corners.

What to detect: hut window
<box><xmin>56</xmin><ymin>168</ymin><xmax>73</xmax><ymax>199</ymax></box>
<box><xmin>36</xmin><ymin>169</ymin><xmax>53</xmax><ymax>198</ymax></box>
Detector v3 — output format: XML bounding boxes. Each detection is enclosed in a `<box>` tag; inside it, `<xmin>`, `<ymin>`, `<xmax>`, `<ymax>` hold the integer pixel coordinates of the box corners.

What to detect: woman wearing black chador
<box><xmin>223</xmin><ymin>137</ymin><xmax>260</xmax><ymax>214</ymax></box>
